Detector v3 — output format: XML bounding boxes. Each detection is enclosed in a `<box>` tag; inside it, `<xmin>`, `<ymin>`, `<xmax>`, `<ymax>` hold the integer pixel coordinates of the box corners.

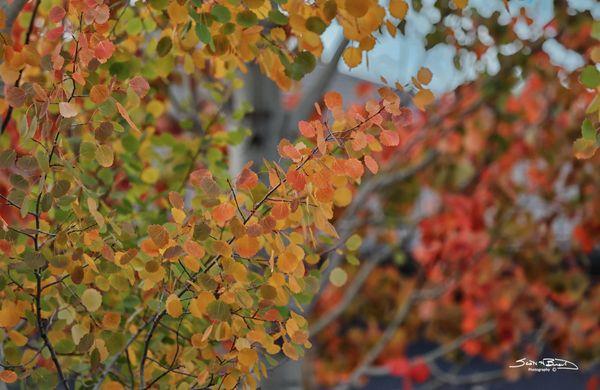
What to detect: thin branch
<box><xmin>35</xmin><ymin>272</ymin><xmax>70</xmax><ymax>389</ymax></box>
<box><xmin>309</xmin><ymin>246</ymin><xmax>391</xmax><ymax>336</ymax></box>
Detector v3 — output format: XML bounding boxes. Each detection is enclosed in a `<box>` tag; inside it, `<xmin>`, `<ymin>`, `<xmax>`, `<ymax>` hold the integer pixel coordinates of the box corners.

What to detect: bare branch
<box><xmin>309</xmin><ymin>246</ymin><xmax>391</xmax><ymax>336</ymax></box>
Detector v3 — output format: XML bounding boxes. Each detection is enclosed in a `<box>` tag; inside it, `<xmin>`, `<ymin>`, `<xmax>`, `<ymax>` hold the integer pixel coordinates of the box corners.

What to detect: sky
<box><xmin>321</xmin><ymin>0</ymin><xmax>599</xmax><ymax>95</ymax></box>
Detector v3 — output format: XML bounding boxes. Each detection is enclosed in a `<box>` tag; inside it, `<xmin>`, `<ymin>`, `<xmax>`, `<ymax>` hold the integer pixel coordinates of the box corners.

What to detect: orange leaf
<box><xmin>324</xmin><ymin>91</ymin><xmax>343</xmax><ymax>110</ymax></box>
<box><xmin>0</xmin><ymin>370</ymin><xmax>17</xmax><ymax>384</ymax></box>
<box><xmin>212</xmin><ymin>203</ymin><xmax>236</xmax><ymax>226</ymax></box>
<box><xmin>116</xmin><ymin>102</ymin><xmax>141</xmax><ymax>134</ymax></box>
<box><xmin>236</xmin><ymin>163</ymin><xmax>258</xmax><ymax>190</ymax></box>
<box><xmin>298</xmin><ymin>120</ymin><xmax>316</xmax><ymax>138</ymax></box>
<box><xmin>286</xmin><ymin>169</ymin><xmax>306</xmax><ymax>192</ymax></box>
<box><xmin>148</xmin><ymin>225</ymin><xmax>169</xmax><ymax>248</ymax></box>
<box><xmin>234</xmin><ymin>234</ymin><xmax>260</xmax><ymax>258</ymax></box>
<box><xmin>90</xmin><ymin>84</ymin><xmax>110</xmax><ymax>104</ymax></box>
<box><xmin>364</xmin><ymin>155</ymin><xmax>379</xmax><ymax>174</ymax></box>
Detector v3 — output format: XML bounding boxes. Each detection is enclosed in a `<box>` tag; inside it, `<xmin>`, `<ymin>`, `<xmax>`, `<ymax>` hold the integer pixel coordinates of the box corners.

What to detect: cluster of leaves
<box><xmin>0</xmin><ymin>0</ymin><xmax>425</xmax><ymax>385</ymax></box>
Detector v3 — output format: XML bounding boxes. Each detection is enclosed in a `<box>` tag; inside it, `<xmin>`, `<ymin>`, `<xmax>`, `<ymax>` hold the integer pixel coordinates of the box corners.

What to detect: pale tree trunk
<box><xmin>229</xmin><ymin>41</ymin><xmax>347</xmax><ymax>390</ymax></box>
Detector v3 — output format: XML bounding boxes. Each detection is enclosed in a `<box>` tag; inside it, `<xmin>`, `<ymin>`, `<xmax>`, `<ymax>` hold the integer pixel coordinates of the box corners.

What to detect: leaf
<box><xmin>237</xmin><ymin>10</ymin><xmax>258</xmax><ymax>27</ymax></box>
<box><xmin>238</xmin><ymin>348</ymin><xmax>258</xmax><ymax>367</ymax></box>
<box><xmin>166</xmin><ymin>294</ymin><xmax>183</xmax><ymax>318</ymax></box>
<box><xmin>129</xmin><ymin>76</ymin><xmax>150</xmax><ymax>98</ymax></box>
<box><xmin>581</xmin><ymin>119</ymin><xmax>596</xmax><ymax>141</ymax></box>
<box><xmin>81</xmin><ymin>289</ymin><xmax>102</xmax><ymax>312</ymax></box>
<box><xmin>580</xmin><ymin>65</ymin><xmax>600</xmax><ymax>88</ymax></box>
<box><xmin>236</xmin><ymin>164</ymin><xmax>258</xmax><ymax>190</ymax></box>
<box><xmin>329</xmin><ymin>267</ymin><xmax>348</xmax><ymax>287</ymax></box>
<box><xmin>573</xmin><ymin>138</ymin><xmax>597</xmax><ymax>159</ymax></box>
<box><xmin>342</xmin><ymin>47</ymin><xmax>362</xmax><ymax>69</ymax></box>
<box><xmin>95</xmin><ymin>144</ymin><xmax>114</xmax><ymax>167</ymax></box>
<box><xmin>364</xmin><ymin>155</ymin><xmax>379</xmax><ymax>174</ymax></box>
<box><xmin>59</xmin><ymin>102</ymin><xmax>78</xmax><ymax>118</ymax></box>
<box><xmin>156</xmin><ymin>36</ymin><xmax>173</xmax><ymax>57</ymax></box>
<box><xmin>380</xmin><ymin>130</ymin><xmax>400</xmax><ymax>146</ymax></box>
<box><xmin>90</xmin><ymin>85</ymin><xmax>110</xmax><ymax>104</ymax></box>
<box><xmin>286</xmin><ymin>170</ymin><xmax>306</xmax><ymax>192</ymax></box>
<box><xmin>211</xmin><ymin>203</ymin><xmax>236</xmax><ymax>226</ymax></box>
<box><xmin>417</xmin><ymin>67</ymin><xmax>433</xmax><ymax>85</ymax></box>
<box><xmin>52</xmin><ymin>179</ymin><xmax>70</xmax><ymax>198</ymax></box>
<box><xmin>299</xmin><ymin>121</ymin><xmax>316</xmax><ymax>138</ymax></box>
<box><xmin>6</xmin><ymin>86</ymin><xmax>26</xmax><ymax>107</ymax></box>
<box><xmin>389</xmin><ymin>0</ymin><xmax>409</xmax><ymax>20</ymax></box>
<box><xmin>49</xmin><ymin>6</ymin><xmax>66</xmax><ymax>23</ymax></box>
<box><xmin>206</xmin><ymin>300</ymin><xmax>231</xmax><ymax>321</ymax></box>
<box><xmin>324</xmin><ymin>91</ymin><xmax>343</xmax><ymax>110</ymax></box>
<box><xmin>116</xmin><ymin>102</ymin><xmax>141</xmax><ymax>134</ymax></box>
<box><xmin>148</xmin><ymin>224</ymin><xmax>169</xmax><ymax>248</ymax></box>
<box><xmin>211</xmin><ymin>5</ymin><xmax>231</xmax><ymax>23</ymax></box>
<box><xmin>0</xmin><ymin>150</ymin><xmax>16</xmax><ymax>168</ymax></box>
<box><xmin>345</xmin><ymin>0</ymin><xmax>369</xmax><ymax>17</ymax></box>
<box><xmin>413</xmin><ymin>89</ymin><xmax>435</xmax><ymax>110</ymax></box>
<box><xmin>95</xmin><ymin>40</ymin><xmax>115</xmax><ymax>62</ymax></box>
<box><xmin>0</xmin><ymin>370</ymin><xmax>17</xmax><ymax>384</ymax></box>
<box><xmin>234</xmin><ymin>235</ymin><xmax>260</xmax><ymax>258</ymax></box>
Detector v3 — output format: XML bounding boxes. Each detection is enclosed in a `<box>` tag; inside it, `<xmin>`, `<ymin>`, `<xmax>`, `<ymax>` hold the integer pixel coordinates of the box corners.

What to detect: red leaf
<box><xmin>129</xmin><ymin>76</ymin><xmax>150</xmax><ymax>98</ymax></box>
<box><xmin>49</xmin><ymin>6</ymin><xmax>66</xmax><ymax>23</ymax></box>
<box><xmin>95</xmin><ymin>40</ymin><xmax>115</xmax><ymax>63</ymax></box>
<box><xmin>286</xmin><ymin>169</ymin><xmax>306</xmax><ymax>192</ymax></box>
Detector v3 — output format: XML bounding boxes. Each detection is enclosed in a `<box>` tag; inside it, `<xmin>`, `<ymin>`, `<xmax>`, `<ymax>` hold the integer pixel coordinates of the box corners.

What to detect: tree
<box><xmin>0</xmin><ymin>1</ymin><xmax>597</xmax><ymax>390</ymax></box>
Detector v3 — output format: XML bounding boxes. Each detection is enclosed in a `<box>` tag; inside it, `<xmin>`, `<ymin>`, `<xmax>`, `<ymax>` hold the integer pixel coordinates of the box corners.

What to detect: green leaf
<box><xmin>268</xmin><ymin>9</ymin><xmax>288</xmax><ymax>26</ymax></box>
<box><xmin>206</xmin><ymin>300</ymin><xmax>231</xmax><ymax>322</ymax></box>
<box><xmin>211</xmin><ymin>4</ymin><xmax>231</xmax><ymax>23</ymax></box>
<box><xmin>196</xmin><ymin>22</ymin><xmax>214</xmax><ymax>50</ymax></box>
<box><xmin>306</xmin><ymin>16</ymin><xmax>327</xmax><ymax>34</ymax></box>
<box><xmin>580</xmin><ymin>65</ymin><xmax>600</xmax><ymax>88</ymax></box>
<box><xmin>156</xmin><ymin>36</ymin><xmax>173</xmax><ymax>57</ymax></box>
<box><xmin>592</xmin><ymin>21</ymin><xmax>600</xmax><ymax>40</ymax></box>
<box><xmin>236</xmin><ymin>10</ymin><xmax>258</xmax><ymax>27</ymax></box>
<box><xmin>0</xmin><ymin>150</ymin><xmax>16</xmax><ymax>168</ymax></box>
<box><xmin>581</xmin><ymin>119</ymin><xmax>596</xmax><ymax>141</ymax></box>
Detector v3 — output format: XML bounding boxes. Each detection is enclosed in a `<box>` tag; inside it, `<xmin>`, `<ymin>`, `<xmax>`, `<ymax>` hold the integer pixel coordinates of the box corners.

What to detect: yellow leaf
<box><xmin>238</xmin><ymin>348</ymin><xmax>258</xmax><ymax>367</ymax></box>
<box><xmin>333</xmin><ymin>186</ymin><xmax>352</xmax><ymax>207</ymax></box>
<box><xmin>413</xmin><ymin>89</ymin><xmax>435</xmax><ymax>110</ymax></box>
<box><xmin>172</xmin><ymin>207</ymin><xmax>186</xmax><ymax>224</ymax></box>
<box><xmin>167</xmin><ymin>1</ymin><xmax>189</xmax><ymax>24</ymax></box>
<box><xmin>95</xmin><ymin>144</ymin><xmax>114</xmax><ymax>167</ymax></box>
<box><xmin>329</xmin><ymin>267</ymin><xmax>348</xmax><ymax>287</ymax></box>
<box><xmin>282</xmin><ymin>342</ymin><xmax>299</xmax><ymax>360</ymax></box>
<box><xmin>8</xmin><ymin>330</ymin><xmax>28</xmax><ymax>346</ymax></box>
<box><xmin>141</xmin><ymin>167</ymin><xmax>160</xmax><ymax>184</ymax></box>
<box><xmin>343</xmin><ymin>47</ymin><xmax>362</xmax><ymax>69</ymax></box>
<box><xmin>166</xmin><ymin>294</ymin><xmax>183</xmax><ymax>318</ymax></box>
<box><xmin>81</xmin><ymin>288</ymin><xmax>102</xmax><ymax>312</ymax></box>
<box><xmin>454</xmin><ymin>0</ymin><xmax>468</xmax><ymax>9</ymax></box>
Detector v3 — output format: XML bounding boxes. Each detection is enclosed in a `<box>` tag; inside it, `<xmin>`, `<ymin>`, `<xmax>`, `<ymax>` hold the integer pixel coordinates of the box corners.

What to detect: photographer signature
<box><xmin>509</xmin><ymin>357</ymin><xmax>579</xmax><ymax>372</ymax></box>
